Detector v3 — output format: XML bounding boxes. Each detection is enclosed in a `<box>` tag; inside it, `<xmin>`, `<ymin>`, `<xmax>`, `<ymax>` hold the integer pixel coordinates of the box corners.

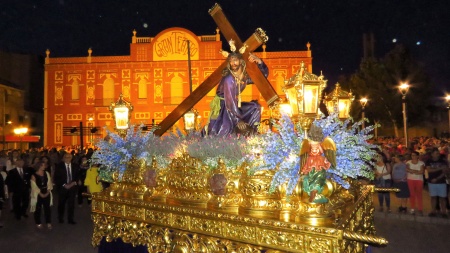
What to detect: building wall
<box><xmin>0</xmin><ymin>84</ymin><xmax>35</xmax><ymax>149</ymax></box>
<box><xmin>44</xmin><ymin>28</ymin><xmax>313</xmax><ymax>147</ymax></box>
<box><xmin>0</xmin><ymin>50</ymin><xmax>44</xmax><ymax>148</ymax></box>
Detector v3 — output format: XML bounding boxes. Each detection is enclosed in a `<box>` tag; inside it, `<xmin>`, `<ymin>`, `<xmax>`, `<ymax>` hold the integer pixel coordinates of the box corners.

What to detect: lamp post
<box><xmin>360</xmin><ymin>97</ymin><xmax>368</xmax><ymax>129</ymax></box>
<box><xmin>445</xmin><ymin>94</ymin><xmax>450</xmax><ymax>135</ymax></box>
<box><xmin>13</xmin><ymin>127</ymin><xmax>28</xmax><ymax>151</ymax></box>
<box><xmin>109</xmin><ymin>93</ymin><xmax>133</xmax><ymax>137</ymax></box>
<box><xmin>324</xmin><ymin>83</ymin><xmax>354</xmax><ymax>120</ymax></box>
<box><xmin>283</xmin><ymin>62</ymin><xmax>327</xmax><ymax>137</ymax></box>
<box><xmin>398</xmin><ymin>83</ymin><xmax>410</xmax><ymax>148</ymax></box>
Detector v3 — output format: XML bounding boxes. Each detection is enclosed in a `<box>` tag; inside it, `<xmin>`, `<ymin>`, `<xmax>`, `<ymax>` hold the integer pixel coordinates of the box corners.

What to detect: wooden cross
<box><xmin>154</xmin><ymin>3</ymin><xmax>279</xmax><ymax>136</ymax></box>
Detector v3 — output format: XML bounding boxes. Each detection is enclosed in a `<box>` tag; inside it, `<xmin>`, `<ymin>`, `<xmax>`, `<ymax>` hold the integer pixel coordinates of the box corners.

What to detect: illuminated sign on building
<box><xmin>153</xmin><ymin>29</ymin><xmax>199</xmax><ymax>61</ymax></box>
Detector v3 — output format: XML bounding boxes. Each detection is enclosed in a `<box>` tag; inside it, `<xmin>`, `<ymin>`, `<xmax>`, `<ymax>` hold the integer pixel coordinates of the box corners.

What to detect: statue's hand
<box><xmin>248</xmin><ymin>53</ymin><xmax>262</xmax><ymax>64</ymax></box>
<box><xmin>237</xmin><ymin>121</ymin><xmax>247</xmax><ymax>130</ymax></box>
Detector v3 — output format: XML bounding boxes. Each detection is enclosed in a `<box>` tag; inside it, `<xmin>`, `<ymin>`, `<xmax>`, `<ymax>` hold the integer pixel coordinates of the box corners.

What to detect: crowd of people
<box><xmin>0</xmin><ymin>146</ymin><xmax>103</xmax><ymax>229</ymax></box>
<box><xmin>372</xmin><ymin>136</ymin><xmax>450</xmax><ymax>218</ymax></box>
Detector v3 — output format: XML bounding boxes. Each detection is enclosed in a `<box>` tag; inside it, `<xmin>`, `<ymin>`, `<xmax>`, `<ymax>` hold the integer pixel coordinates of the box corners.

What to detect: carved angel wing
<box><xmin>299</xmin><ymin>139</ymin><xmax>310</xmax><ymax>173</ymax></box>
<box><xmin>322</xmin><ymin>137</ymin><xmax>337</xmax><ymax>168</ymax></box>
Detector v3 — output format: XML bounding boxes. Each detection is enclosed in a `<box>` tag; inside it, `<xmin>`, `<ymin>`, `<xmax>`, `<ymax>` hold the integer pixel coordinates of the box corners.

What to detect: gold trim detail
<box><xmin>91</xmin><ymin>155</ymin><xmax>387</xmax><ymax>252</ymax></box>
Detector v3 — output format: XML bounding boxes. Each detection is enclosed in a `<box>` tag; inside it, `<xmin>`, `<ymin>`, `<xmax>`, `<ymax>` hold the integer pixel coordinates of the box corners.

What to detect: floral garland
<box><xmin>91</xmin><ymin>113</ymin><xmax>378</xmax><ymax>191</ymax></box>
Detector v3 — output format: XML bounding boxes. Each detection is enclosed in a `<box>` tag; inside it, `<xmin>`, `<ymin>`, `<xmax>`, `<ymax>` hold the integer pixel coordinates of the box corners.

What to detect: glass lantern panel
<box><xmin>114</xmin><ymin>107</ymin><xmax>129</xmax><ymax>129</ymax></box>
<box><xmin>303</xmin><ymin>85</ymin><xmax>319</xmax><ymax>114</ymax></box>
<box><xmin>184</xmin><ymin>112</ymin><xmax>196</xmax><ymax>130</ymax></box>
<box><xmin>338</xmin><ymin>99</ymin><xmax>351</xmax><ymax>119</ymax></box>
<box><xmin>326</xmin><ymin>100</ymin><xmax>336</xmax><ymax>114</ymax></box>
<box><xmin>285</xmin><ymin>87</ymin><xmax>299</xmax><ymax>116</ymax></box>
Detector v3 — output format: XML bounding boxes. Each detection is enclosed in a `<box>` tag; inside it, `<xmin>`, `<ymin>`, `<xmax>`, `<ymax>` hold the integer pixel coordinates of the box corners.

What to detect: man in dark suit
<box><xmin>5</xmin><ymin>158</ymin><xmax>31</xmax><ymax>220</ymax></box>
<box><xmin>54</xmin><ymin>153</ymin><xmax>79</xmax><ymax>224</ymax></box>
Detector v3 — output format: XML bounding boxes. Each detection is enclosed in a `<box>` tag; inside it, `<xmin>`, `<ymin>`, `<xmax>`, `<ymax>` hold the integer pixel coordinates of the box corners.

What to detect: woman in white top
<box><xmin>374</xmin><ymin>154</ymin><xmax>392</xmax><ymax>212</ymax></box>
<box><xmin>406</xmin><ymin>151</ymin><xmax>425</xmax><ymax>215</ymax></box>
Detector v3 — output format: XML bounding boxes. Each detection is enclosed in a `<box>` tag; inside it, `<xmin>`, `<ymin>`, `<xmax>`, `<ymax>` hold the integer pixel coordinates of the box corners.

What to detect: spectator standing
<box><xmin>30</xmin><ymin>162</ymin><xmax>53</xmax><ymax>229</ymax></box>
<box><xmin>392</xmin><ymin>155</ymin><xmax>410</xmax><ymax>213</ymax></box>
<box><xmin>84</xmin><ymin>164</ymin><xmax>103</xmax><ymax>203</ymax></box>
<box><xmin>40</xmin><ymin>156</ymin><xmax>55</xmax><ymax>184</ymax></box>
<box><xmin>374</xmin><ymin>154</ymin><xmax>392</xmax><ymax>212</ymax></box>
<box><xmin>425</xmin><ymin>148</ymin><xmax>448</xmax><ymax>218</ymax></box>
<box><xmin>5</xmin><ymin>150</ymin><xmax>20</xmax><ymax>210</ymax></box>
<box><xmin>406</xmin><ymin>151</ymin><xmax>425</xmax><ymax>216</ymax></box>
<box><xmin>54</xmin><ymin>153</ymin><xmax>79</xmax><ymax>224</ymax></box>
<box><xmin>5</xmin><ymin>158</ymin><xmax>32</xmax><ymax>220</ymax></box>
<box><xmin>6</xmin><ymin>150</ymin><xmax>20</xmax><ymax>172</ymax></box>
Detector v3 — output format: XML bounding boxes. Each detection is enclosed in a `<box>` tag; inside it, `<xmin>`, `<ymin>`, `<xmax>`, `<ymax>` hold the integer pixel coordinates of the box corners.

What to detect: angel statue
<box><xmin>299</xmin><ymin>124</ymin><xmax>336</xmax><ymax>204</ymax></box>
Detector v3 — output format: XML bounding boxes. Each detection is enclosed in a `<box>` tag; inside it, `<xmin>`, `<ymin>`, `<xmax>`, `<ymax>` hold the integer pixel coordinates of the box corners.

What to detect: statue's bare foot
<box><xmin>309</xmin><ymin>190</ymin><xmax>317</xmax><ymax>202</ymax></box>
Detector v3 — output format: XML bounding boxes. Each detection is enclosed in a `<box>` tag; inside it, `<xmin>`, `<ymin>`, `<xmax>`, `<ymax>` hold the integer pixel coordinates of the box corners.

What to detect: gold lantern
<box><xmin>283</xmin><ymin>62</ymin><xmax>327</xmax><ymax>135</ymax></box>
<box><xmin>183</xmin><ymin>109</ymin><xmax>199</xmax><ymax>132</ymax></box>
<box><xmin>109</xmin><ymin>93</ymin><xmax>133</xmax><ymax>137</ymax></box>
<box><xmin>324</xmin><ymin>83</ymin><xmax>354</xmax><ymax>120</ymax></box>
<box><xmin>279</xmin><ymin>102</ymin><xmax>293</xmax><ymax>117</ymax></box>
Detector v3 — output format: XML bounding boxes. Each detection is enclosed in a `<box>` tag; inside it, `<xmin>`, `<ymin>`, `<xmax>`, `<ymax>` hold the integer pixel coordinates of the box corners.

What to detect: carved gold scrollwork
<box><xmin>112</xmin><ymin>157</ymin><xmax>151</xmax><ymax>200</ymax></box>
<box><xmin>144</xmin><ymin>156</ymin><xmax>169</xmax><ymax>203</ymax></box>
<box><xmin>239</xmin><ymin>170</ymin><xmax>282</xmax><ymax>220</ymax></box>
<box><xmin>208</xmin><ymin>158</ymin><xmax>243</xmax><ymax>213</ymax></box>
<box><xmin>91</xmin><ymin>169</ymin><xmax>386</xmax><ymax>253</ymax></box>
<box><xmin>166</xmin><ymin>154</ymin><xmax>212</xmax><ymax>208</ymax></box>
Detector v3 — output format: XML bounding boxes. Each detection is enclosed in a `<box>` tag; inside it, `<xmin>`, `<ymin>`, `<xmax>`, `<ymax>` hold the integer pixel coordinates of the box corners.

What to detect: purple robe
<box><xmin>205</xmin><ymin>62</ymin><xmax>269</xmax><ymax>136</ymax></box>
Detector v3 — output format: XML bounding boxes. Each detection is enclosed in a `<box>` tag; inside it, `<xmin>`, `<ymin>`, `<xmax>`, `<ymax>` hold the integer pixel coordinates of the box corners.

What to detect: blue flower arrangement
<box><xmin>315</xmin><ymin>113</ymin><xmax>379</xmax><ymax>188</ymax></box>
<box><xmin>91</xmin><ymin>125</ymin><xmax>173</xmax><ymax>181</ymax></box>
<box><xmin>90</xmin><ymin>112</ymin><xmax>378</xmax><ymax>192</ymax></box>
<box><xmin>246</xmin><ymin>112</ymin><xmax>379</xmax><ymax>195</ymax></box>
<box><xmin>185</xmin><ymin>134</ymin><xmax>247</xmax><ymax>172</ymax></box>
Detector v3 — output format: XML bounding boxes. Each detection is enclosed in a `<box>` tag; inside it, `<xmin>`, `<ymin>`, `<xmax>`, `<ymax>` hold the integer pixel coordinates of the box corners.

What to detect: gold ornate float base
<box><xmin>91</xmin><ymin>184</ymin><xmax>386</xmax><ymax>253</ymax></box>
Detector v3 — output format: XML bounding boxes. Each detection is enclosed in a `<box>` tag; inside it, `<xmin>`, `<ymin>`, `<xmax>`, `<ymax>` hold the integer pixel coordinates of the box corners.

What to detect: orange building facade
<box><xmin>44</xmin><ymin>27</ymin><xmax>313</xmax><ymax>147</ymax></box>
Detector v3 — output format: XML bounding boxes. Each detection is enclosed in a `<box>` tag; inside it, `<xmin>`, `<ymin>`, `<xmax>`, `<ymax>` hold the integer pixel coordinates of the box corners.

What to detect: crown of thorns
<box><xmin>219</xmin><ymin>39</ymin><xmax>249</xmax><ymax>58</ymax></box>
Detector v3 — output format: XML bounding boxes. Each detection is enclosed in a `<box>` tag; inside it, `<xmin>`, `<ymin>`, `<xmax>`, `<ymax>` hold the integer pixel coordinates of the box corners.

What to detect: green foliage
<box><xmin>347</xmin><ymin>44</ymin><xmax>433</xmax><ymax>127</ymax></box>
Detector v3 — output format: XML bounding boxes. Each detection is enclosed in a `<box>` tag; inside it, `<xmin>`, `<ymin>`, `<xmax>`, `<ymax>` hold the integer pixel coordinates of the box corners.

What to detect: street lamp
<box><xmin>283</xmin><ymin>62</ymin><xmax>327</xmax><ymax>137</ymax></box>
<box><xmin>13</xmin><ymin>127</ymin><xmax>28</xmax><ymax>151</ymax></box>
<box><xmin>360</xmin><ymin>97</ymin><xmax>368</xmax><ymax>129</ymax></box>
<box><xmin>398</xmin><ymin>83</ymin><xmax>410</xmax><ymax>148</ymax></box>
<box><xmin>109</xmin><ymin>93</ymin><xmax>133</xmax><ymax>137</ymax></box>
<box><xmin>445</xmin><ymin>94</ymin><xmax>450</xmax><ymax>135</ymax></box>
<box><xmin>324</xmin><ymin>83</ymin><xmax>355</xmax><ymax>120</ymax></box>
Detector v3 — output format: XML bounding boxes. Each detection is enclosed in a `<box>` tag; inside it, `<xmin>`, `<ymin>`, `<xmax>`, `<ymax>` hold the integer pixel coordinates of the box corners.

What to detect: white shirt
<box><xmin>406</xmin><ymin>160</ymin><xmax>424</xmax><ymax>181</ymax></box>
<box><xmin>65</xmin><ymin>163</ymin><xmax>73</xmax><ymax>183</ymax></box>
<box><xmin>376</xmin><ymin>164</ymin><xmax>391</xmax><ymax>180</ymax></box>
<box><xmin>17</xmin><ymin>167</ymin><xmax>23</xmax><ymax>177</ymax></box>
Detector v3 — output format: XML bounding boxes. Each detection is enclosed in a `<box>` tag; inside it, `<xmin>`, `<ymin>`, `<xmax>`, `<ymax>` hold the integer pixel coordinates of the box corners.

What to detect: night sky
<box><xmin>1</xmin><ymin>0</ymin><xmax>448</xmax><ymax>94</ymax></box>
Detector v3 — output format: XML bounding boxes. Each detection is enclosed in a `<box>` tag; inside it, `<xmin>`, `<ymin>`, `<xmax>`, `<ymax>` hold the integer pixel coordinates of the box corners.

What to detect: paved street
<box><xmin>0</xmin><ymin>190</ymin><xmax>449</xmax><ymax>253</ymax></box>
<box><xmin>0</xmin><ymin>200</ymin><xmax>97</xmax><ymax>253</ymax></box>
